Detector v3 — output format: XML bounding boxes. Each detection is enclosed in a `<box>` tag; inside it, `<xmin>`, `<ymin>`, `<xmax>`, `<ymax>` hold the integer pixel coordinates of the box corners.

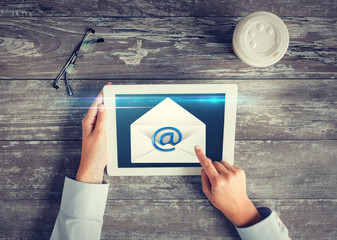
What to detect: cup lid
<box><xmin>232</xmin><ymin>11</ymin><xmax>289</xmax><ymax>67</ymax></box>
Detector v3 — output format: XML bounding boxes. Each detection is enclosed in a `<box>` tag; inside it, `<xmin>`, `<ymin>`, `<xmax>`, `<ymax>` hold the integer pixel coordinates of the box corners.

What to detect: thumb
<box><xmin>94</xmin><ymin>104</ymin><xmax>107</xmax><ymax>133</ymax></box>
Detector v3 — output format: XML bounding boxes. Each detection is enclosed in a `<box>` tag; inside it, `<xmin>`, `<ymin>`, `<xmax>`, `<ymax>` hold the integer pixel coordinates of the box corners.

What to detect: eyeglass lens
<box><xmin>78</xmin><ymin>34</ymin><xmax>97</xmax><ymax>58</ymax></box>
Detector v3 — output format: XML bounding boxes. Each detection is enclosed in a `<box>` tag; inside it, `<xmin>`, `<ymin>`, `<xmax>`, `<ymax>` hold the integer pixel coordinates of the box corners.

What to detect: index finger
<box><xmin>195</xmin><ymin>145</ymin><xmax>219</xmax><ymax>179</ymax></box>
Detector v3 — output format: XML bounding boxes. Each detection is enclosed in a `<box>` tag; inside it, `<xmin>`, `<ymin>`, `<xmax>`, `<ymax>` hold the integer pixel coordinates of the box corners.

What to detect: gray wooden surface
<box><xmin>0</xmin><ymin>1</ymin><xmax>336</xmax><ymax>239</ymax></box>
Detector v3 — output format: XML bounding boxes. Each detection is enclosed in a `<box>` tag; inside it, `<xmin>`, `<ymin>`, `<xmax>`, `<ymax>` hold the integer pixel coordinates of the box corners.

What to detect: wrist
<box><xmin>226</xmin><ymin>198</ymin><xmax>263</xmax><ymax>228</ymax></box>
<box><xmin>76</xmin><ymin>165</ymin><xmax>104</xmax><ymax>184</ymax></box>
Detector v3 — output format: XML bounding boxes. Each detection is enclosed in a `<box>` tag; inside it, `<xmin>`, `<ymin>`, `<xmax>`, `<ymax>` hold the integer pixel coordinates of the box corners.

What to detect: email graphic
<box><xmin>130</xmin><ymin>98</ymin><xmax>206</xmax><ymax>163</ymax></box>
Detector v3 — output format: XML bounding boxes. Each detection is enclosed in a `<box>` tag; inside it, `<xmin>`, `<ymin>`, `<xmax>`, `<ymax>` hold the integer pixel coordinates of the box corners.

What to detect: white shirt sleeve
<box><xmin>50</xmin><ymin>177</ymin><xmax>109</xmax><ymax>240</ymax></box>
<box><xmin>235</xmin><ymin>207</ymin><xmax>291</xmax><ymax>240</ymax></box>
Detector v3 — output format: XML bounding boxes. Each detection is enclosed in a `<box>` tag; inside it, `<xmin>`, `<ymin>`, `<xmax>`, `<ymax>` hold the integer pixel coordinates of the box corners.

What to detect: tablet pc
<box><xmin>103</xmin><ymin>84</ymin><xmax>237</xmax><ymax>176</ymax></box>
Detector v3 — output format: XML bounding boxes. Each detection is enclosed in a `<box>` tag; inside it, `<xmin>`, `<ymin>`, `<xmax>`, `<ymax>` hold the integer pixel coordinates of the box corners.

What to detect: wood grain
<box><xmin>0</xmin><ymin>17</ymin><xmax>336</xmax><ymax>80</ymax></box>
<box><xmin>0</xmin><ymin>79</ymin><xmax>335</xmax><ymax>141</ymax></box>
<box><xmin>1</xmin><ymin>140</ymin><xmax>336</xmax><ymax>201</ymax></box>
<box><xmin>0</xmin><ymin>0</ymin><xmax>337</xmax><ymax>17</ymax></box>
<box><xmin>1</xmin><ymin>199</ymin><xmax>336</xmax><ymax>239</ymax></box>
<box><xmin>1</xmin><ymin>1</ymin><xmax>336</xmax><ymax>238</ymax></box>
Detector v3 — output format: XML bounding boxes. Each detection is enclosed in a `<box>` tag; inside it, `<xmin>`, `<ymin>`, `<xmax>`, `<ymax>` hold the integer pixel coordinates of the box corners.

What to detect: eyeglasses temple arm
<box><xmin>65</xmin><ymin>72</ymin><xmax>74</xmax><ymax>96</ymax></box>
<box><xmin>52</xmin><ymin>53</ymin><xmax>78</xmax><ymax>89</ymax></box>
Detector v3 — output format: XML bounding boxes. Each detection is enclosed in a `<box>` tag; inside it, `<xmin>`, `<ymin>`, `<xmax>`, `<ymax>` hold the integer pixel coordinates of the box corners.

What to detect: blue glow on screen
<box><xmin>115</xmin><ymin>94</ymin><xmax>226</xmax><ymax>168</ymax></box>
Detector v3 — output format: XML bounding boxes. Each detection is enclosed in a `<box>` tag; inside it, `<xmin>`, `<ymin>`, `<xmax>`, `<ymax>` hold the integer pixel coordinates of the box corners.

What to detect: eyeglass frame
<box><xmin>52</xmin><ymin>28</ymin><xmax>99</xmax><ymax>91</ymax></box>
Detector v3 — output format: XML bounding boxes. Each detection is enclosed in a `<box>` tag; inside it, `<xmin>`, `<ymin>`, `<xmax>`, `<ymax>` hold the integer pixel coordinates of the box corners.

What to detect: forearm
<box><xmin>235</xmin><ymin>207</ymin><xmax>291</xmax><ymax>240</ymax></box>
<box><xmin>51</xmin><ymin>177</ymin><xmax>109</xmax><ymax>240</ymax></box>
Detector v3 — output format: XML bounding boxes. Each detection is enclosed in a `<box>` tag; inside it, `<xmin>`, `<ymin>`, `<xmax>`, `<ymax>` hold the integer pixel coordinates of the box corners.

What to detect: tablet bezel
<box><xmin>103</xmin><ymin>84</ymin><xmax>237</xmax><ymax>176</ymax></box>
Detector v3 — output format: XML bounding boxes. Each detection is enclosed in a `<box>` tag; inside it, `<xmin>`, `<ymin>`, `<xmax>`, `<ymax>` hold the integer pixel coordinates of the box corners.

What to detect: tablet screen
<box><xmin>104</xmin><ymin>84</ymin><xmax>237</xmax><ymax>176</ymax></box>
<box><xmin>114</xmin><ymin>93</ymin><xmax>225</xmax><ymax>168</ymax></box>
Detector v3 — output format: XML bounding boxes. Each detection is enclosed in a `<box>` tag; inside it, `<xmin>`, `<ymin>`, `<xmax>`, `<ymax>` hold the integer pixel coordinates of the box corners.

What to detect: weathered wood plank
<box><xmin>0</xmin><ymin>17</ymin><xmax>336</xmax><ymax>80</ymax></box>
<box><xmin>1</xmin><ymin>1</ymin><xmax>336</xmax><ymax>239</ymax></box>
<box><xmin>0</xmin><ymin>79</ymin><xmax>335</xmax><ymax>140</ymax></box>
<box><xmin>0</xmin><ymin>199</ymin><xmax>336</xmax><ymax>239</ymax></box>
<box><xmin>1</xmin><ymin>140</ymin><xmax>336</xmax><ymax>200</ymax></box>
<box><xmin>0</xmin><ymin>0</ymin><xmax>337</xmax><ymax>17</ymax></box>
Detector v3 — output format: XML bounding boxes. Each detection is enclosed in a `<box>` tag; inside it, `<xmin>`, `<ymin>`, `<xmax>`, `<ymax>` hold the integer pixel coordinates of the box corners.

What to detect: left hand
<box><xmin>76</xmin><ymin>82</ymin><xmax>112</xmax><ymax>184</ymax></box>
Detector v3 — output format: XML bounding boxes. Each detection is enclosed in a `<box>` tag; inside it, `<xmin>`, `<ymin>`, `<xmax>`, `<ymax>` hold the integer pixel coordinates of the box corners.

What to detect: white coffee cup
<box><xmin>232</xmin><ymin>11</ymin><xmax>289</xmax><ymax>67</ymax></box>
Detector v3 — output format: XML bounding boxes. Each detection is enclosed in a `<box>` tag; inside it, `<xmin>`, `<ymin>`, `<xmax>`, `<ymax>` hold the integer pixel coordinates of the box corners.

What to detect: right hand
<box><xmin>194</xmin><ymin>146</ymin><xmax>263</xmax><ymax>227</ymax></box>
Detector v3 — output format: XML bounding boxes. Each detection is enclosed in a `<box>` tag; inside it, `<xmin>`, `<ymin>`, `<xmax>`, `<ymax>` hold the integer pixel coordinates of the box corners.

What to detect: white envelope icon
<box><xmin>130</xmin><ymin>98</ymin><xmax>206</xmax><ymax>163</ymax></box>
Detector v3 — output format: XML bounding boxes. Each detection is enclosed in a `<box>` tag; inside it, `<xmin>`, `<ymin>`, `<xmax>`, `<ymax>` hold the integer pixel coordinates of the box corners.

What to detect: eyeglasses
<box><xmin>52</xmin><ymin>28</ymin><xmax>104</xmax><ymax>96</ymax></box>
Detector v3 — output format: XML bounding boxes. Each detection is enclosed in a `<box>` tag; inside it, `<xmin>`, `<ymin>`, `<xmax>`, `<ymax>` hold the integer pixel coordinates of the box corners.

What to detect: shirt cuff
<box><xmin>60</xmin><ymin>177</ymin><xmax>109</xmax><ymax>221</ymax></box>
<box><xmin>235</xmin><ymin>207</ymin><xmax>289</xmax><ymax>240</ymax></box>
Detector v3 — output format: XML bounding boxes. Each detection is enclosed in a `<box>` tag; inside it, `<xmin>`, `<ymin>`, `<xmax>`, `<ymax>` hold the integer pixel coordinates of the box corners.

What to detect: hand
<box><xmin>76</xmin><ymin>82</ymin><xmax>112</xmax><ymax>184</ymax></box>
<box><xmin>195</xmin><ymin>146</ymin><xmax>262</xmax><ymax>227</ymax></box>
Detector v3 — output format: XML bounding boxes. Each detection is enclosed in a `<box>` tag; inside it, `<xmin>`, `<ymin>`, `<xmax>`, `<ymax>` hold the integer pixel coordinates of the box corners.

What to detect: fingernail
<box><xmin>195</xmin><ymin>145</ymin><xmax>200</xmax><ymax>150</ymax></box>
<box><xmin>98</xmin><ymin>104</ymin><xmax>105</xmax><ymax>113</ymax></box>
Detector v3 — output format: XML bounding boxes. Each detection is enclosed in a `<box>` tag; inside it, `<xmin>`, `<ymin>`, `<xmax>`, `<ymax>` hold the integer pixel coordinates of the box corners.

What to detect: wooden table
<box><xmin>1</xmin><ymin>1</ymin><xmax>336</xmax><ymax>239</ymax></box>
